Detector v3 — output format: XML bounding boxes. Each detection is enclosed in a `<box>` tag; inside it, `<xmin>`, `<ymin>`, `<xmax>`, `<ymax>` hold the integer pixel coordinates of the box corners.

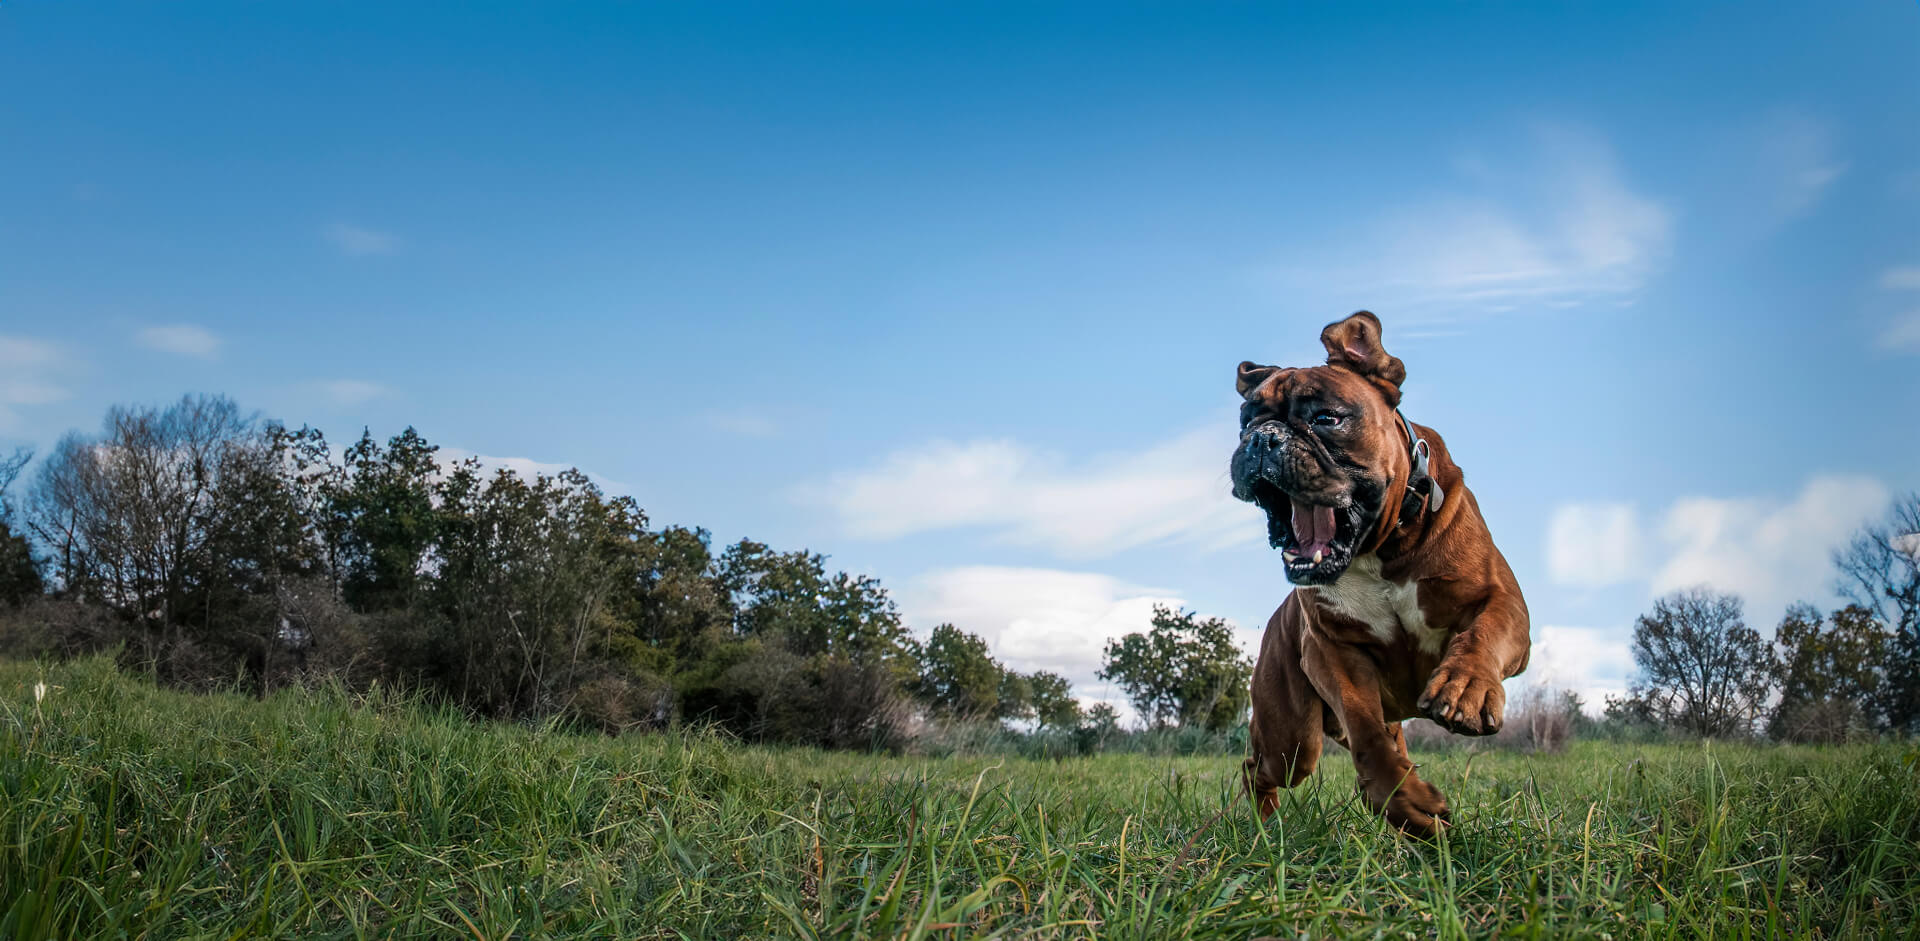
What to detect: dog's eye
<box><xmin>1311</xmin><ymin>411</ymin><xmax>1343</xmax><ymax>428</ymax></box>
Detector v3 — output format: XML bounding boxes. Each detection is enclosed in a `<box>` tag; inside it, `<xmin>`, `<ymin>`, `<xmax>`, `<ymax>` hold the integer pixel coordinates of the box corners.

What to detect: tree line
<box><xmin>8</xmin><ymin>393</ymin><xmax>1905</xmax><ymax>750</ymax></box>
<box><xmin>0</xmin><ymin>394</ymin><xmax>1251</xmax><ymax>750</ymax></box>
<box><xmin>1602</xmin><ymin>495</ymin><xmax>1920</xmax><ymax>742</ymax></box>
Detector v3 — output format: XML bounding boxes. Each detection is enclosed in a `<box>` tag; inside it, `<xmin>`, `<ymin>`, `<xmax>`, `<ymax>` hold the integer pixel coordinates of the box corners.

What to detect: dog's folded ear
<box><xmin>1321</xmin><ymin>310</ymin><xmax>1406</xmax><ymax>406</ymax></box>
<box><xmin>1237</xmin><ymin>361</ymin><xmax>1283</xmax><ymax>397</ymax></box>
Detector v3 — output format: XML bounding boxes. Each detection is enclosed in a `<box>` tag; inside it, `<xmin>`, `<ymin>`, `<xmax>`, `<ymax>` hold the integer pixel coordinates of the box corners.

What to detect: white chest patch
<box><xmin>1312</xmin><ymin>555</ymin><xmax>1448</xmax><ymax>655</ymax></box>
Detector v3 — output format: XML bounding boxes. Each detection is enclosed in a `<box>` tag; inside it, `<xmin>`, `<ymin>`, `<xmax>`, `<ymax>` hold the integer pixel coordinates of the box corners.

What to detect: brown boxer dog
<box><xmin>1230</xmin><ymin>311</ymin><xmax>1529</xmax><ymax>836</ymax></box>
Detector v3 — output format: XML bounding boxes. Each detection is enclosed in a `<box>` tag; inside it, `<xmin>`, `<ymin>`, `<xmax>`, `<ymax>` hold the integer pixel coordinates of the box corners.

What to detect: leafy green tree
<box><xmin>1098</xmin><ymin>604</ymin><xmax>1252</xmax><ymax>731</ymax></box>
<box><xmin>1628</xmin><ymin>588</ymin><xmax>1775</xmax><ymax>738</ymax></box>
<box><xmin>1027</xmin><ymin>671</ymin><xmax>1081</xmax><ymax>730</ymax></box>
<box><xmin>918</xmin><ymin>624</ymin><xmax>1005</xmax><ymax>718</ymax></box>
<box><xmin>716</xmin><ymin>540</ymin><xmax>914</xmax><ymax>668</ymax></box>
<box><xmin>1600</xmin><ymin>691</ymin><xmax>1663</xmax><ymax>731</ymax></box>
<box><xmin>1770</xmin><ymin>603</ymin><xmax>1890</xmax><ymax>741</ymax></box>
<box><xmin>626</xmin><ymin>525</ymin><xmax>725</xmax><ymax>660</ymax></box>
<box><xmin>1073</xmin><ymin>702</ymin><xmax>1122</xmax><ymax>753</ymax></box>
<box><xmin>995</xmin><ymin>670</ymin><xmax>1034</xmax><ymax>722</ymax></box>
<box><xmin>328</xmin><ymin>428</ymin><xmax>442</xmax><ymax>612</ymax></box>
<box><xmin>430</xmin><ymin>463</ymin><xmax>651</xmax><ymax>718</ymax></box>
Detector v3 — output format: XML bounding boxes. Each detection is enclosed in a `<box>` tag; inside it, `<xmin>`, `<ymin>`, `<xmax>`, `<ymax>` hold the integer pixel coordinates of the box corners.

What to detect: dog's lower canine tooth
<box><xmin>1313</xmin><ymin>550</ymin><xmax>1323</xmax><ymax>564</ymax></box>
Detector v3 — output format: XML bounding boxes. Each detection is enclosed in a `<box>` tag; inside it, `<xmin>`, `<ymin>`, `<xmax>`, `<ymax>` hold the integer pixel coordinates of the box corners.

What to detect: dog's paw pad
<box><xmin>1418</xmin><ymin>666</ymin><xmax>1505</xmax><ymax>736</ymax></box>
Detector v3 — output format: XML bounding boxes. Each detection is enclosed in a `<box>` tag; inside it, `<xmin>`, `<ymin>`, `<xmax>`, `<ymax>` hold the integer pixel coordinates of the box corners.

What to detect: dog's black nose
<box><xmin>1246</xmin><ymin>423</ymin><xmax>1285</xmax><ymax>453</ymax></box>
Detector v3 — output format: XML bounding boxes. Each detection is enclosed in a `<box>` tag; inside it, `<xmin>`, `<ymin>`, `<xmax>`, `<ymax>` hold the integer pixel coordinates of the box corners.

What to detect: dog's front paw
<box><xmin>1418</xmin><ymin>664</ymin><xmax>1505</xmax><ymax>735</ymax></box>
<box><xmin>1364</xmin><ymin>772</ymin><xmax>1450</xmax><ymax>837</ymax></box>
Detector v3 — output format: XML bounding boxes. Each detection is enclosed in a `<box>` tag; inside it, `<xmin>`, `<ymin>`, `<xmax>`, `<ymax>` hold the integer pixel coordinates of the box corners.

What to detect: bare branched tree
<box><xmin>0</xmin><ymin>447</ymin><xmax>41</xmax><ymax>606</ymax></box>
<box><xmin>1834</xmin><ymin>492</ymin><xmax>1920</xmax><ymax>732</ymax></box>
<box><xmin>0</xmin><ymin>447</ymin><xmax>29</xmax><ymax>519</ymax></box>
<box><xmin>1628</xmin><ymin>587</ymin><xmax>1775</xmax><ymax>738</ymax></box>
<box><xmin>27</xmin><ymin>395</ymin><xmax>255</xmax><ymax>671</ymax></box>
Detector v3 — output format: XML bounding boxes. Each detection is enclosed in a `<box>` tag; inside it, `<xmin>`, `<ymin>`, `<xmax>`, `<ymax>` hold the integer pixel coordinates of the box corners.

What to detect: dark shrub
<box><xmin>569</xmin><ymin>667</ymin><xmax>675</xmax><ymax>734</ymax></box>
<box><xmin>0</xmin><ymin>597</ymin><xmax>118</xmax><ymax>659</ymax></box>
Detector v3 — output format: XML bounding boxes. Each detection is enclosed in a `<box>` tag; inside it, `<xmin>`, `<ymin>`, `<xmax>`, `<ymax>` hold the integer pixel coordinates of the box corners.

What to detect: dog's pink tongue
<box><xmin>1290</xmin><ymin>503</ymin><xmax>1337</xmax><ymax>552</ymax></box>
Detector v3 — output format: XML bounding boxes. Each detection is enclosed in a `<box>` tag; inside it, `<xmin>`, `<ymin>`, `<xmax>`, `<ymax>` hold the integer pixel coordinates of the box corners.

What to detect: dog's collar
<box><xmin>1395</xmin><ymin>409</ymin><xmax>1444</xmax><ymax>527</ymax></box>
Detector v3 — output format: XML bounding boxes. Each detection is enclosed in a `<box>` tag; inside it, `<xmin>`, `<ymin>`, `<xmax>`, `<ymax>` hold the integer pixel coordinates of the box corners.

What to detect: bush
<box><xmin>792</xmin><ymin>656</ymin><xmax>917</xmax><ymax>751</ymax></box>
<box><xmin>273</xmin><ymin>577</ymin><xmax>379</xmax><ymax>689</ymax></box>
<box><xmin>911</xmin><ymin>717</ymin><xmax>1023</xmax><ymax>758</ymax></box>
<box><xmin>696</xmin><ymin>644</ymin><xmax>916</xmax><ymax>751</ymax></box>
<box><xmin>1592</xmin><ymin>693</ymin><xmax>1688</xmax><ymax>743</ymax></box>
<box><xmin>568</xmin><ymin>666</ymin><xmax>675</xmax><ymax>734</ymax></box>
<box><xmin>1771</xmin><ymin>698</ymin><xmax>1877</xmax><ymax>744</ymax></box>
<box><xmin>1403</xmin><ymin>686</ymin><xmax>1582</xmax><ymax>753</ymax></box>
<box><xmin>0</xmin><ymin>597</ymin><xmax>119</xmax><ymax>660</ymax></box>
<box><xmin>0</xmin><ymin>520</ymin><xmax>37</xmax><ymax>607</ymax></box>
<box><xmin>1505</xmin><ymin>686</ymin><xmax>1575</xmax><ymax>753</ymax></box>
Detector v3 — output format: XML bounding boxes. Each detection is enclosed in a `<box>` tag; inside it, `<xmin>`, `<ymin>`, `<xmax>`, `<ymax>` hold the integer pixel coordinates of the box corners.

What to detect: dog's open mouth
<box><xmin>1249</xmin><ymin>480</ymin><xmax>1363</xmax><ymax>585</ymax></box>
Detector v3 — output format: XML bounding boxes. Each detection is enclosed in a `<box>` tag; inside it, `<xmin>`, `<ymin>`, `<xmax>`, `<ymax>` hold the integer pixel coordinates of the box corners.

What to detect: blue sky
<box><xmin>4</xmin><ymin>2</ymin><xmax>1917</xmax><ymax>716</ymax></box>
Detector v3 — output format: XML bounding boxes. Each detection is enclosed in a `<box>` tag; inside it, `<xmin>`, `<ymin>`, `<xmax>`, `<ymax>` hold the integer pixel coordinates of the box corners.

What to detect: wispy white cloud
<box><xmin>438</xmin><ymin>447</ymin><xmax>628</xmax><ymax>495</ymax></box>
<box><xmin>1262</xmin><ymin>123</ymin><xmax>1671</xmax><ymax>318</ymax></box>
<box><xmin>702</xmin><ymin>409</ymin><xmax>783</xmax><ymax>439</ymax></box>
<box><xmin>1652</xmin><ymin>474</ymin><xmax>1890</xmax><ymax>618</ymax></box>
<box><xmin>1877</xmin><ymin>266</ymin><xmax>1920</xmax><ymax>291</ymax></box>
<box><xmin>1872</xmin><ymin>265</ymin><xmax>1920</xmax><ymax>352</ymax></box>
<box><xmin>136</xmin><ymin>324</ymin><xmax>221</xmax><ymax>358</ymax></box>
<box><xmin>0</xmin><ymin>379</ymin><xmax>65</xmax><ymax>408</ymax></box>
<box><xmin>317</xmin><ymin>380</ymin><xmax>392</xmax><ymax>407</ymax></box>
<box><xmin>0</xmin><ymin>336</ymin><xmax>59</xmax><ymax>370</ymax></box>
<box><xmin>1546</xmin><ymin>502</ymin><xmax>1640</xmax><ymax>588</ymax></box>
<box><xmin>1881</xmin><ymin>310</ymin><xmax>1920</xmax><ymax>352</ymax></box>
<box><xmin>1543</xmin><ymin>478</ymin><xmax>1889</xmax><ymax>618</ymax></box>
<box><xmin>0</xmin><ymin>335</ymin><xmax>70</xmax><ymax>433</ymax></box>
<box><xmin>323</xmin><ymin>223</ymin><xmax>401</xmax><ymax>257</ymax></box>
<box><xmin>1754</xmin><ymin>109</ymin><xmax>1848</xmax><ymax>221</ymax></box>
<box><xmin>1872</xmin><ymin>265</ymin><xmax>1920</xmax><ymax>351</ymax></box>
<box><xmin>898</xmin><ymin>565</ymin><xmax>1257</xmax><ymax>723</ymax></box>
<box><xmin>1547</xmin><ymin>475</ymin><xmax>1889</xmax><ymax>622</ymax></box>
<box><xmin>1521</xmin><ymin>625</ymin><xmax>1633</xmax><ymax>712</ymax></box>
<box><xmin>1896</xmin><ymin>169</ymin><xmax>1920</xmax><ymax>198</ymax></box>
<box><xmin>803</xmin><ymin>426</ymin><xmax>1259</xmax><ymax>559</ymax></box>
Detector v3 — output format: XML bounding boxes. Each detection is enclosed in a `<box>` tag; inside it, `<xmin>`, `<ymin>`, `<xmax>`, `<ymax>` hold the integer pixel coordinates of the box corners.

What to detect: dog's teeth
<box><xmin>1313</xmin><ymin>550</ymin><xmax>1323</xmax><ymax>564</ymax></box>
<box><xmin>1283</xmin><ymin>550</ymin><xmax>1298</xmax><ymax>561</ymax></box>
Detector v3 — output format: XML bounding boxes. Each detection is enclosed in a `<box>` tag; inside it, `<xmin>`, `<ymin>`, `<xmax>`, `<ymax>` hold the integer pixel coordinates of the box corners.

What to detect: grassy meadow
<box><xmin>2</xmin><ymin>657</ymin><xmax>1916</xmax><ymax>940</ymax></box>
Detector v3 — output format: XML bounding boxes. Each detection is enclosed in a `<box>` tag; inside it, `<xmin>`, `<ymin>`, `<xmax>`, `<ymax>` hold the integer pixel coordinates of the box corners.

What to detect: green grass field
<box><xmin>3</xmin><ymin>657</ymin><xmax>1916</xmax><ymax>940</ymax></box>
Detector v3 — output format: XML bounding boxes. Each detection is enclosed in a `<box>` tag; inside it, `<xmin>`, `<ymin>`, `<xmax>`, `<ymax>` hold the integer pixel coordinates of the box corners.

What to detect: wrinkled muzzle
<box><xmin>1230</xmin><ymin>422</ymin><xmax>1367</xmax><ymax>585</ymax></box>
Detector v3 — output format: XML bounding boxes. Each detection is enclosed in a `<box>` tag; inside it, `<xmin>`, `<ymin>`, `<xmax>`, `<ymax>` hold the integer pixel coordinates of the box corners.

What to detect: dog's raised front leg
<box><xmin>1419</xmin><ymin>588</ymin><xmax>1530</xmax><ymax>736</ymax></box>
